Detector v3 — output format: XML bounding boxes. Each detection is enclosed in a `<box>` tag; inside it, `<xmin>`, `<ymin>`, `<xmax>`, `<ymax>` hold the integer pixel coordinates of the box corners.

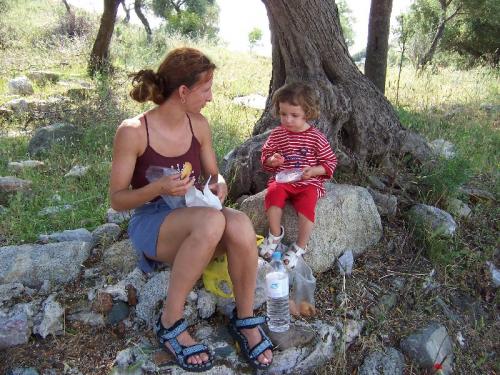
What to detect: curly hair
<box><xmin>272</xmin><ymin>82</ymin><xmax>320</xmax><ymax>120</ymax></box>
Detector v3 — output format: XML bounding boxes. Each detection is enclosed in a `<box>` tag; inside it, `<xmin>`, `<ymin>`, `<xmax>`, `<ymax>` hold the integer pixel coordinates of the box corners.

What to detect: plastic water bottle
<box><xmin>266</xmin><ymin>251</ymin><xmax>290</xmax><ymax>332</ymax></box>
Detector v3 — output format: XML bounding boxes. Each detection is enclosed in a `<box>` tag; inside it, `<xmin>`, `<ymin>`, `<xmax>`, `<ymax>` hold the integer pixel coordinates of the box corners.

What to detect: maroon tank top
<box><xmin>131</xmin><ymin>114</ymin><xmax>202</xmax><ymax>200</ymax></box>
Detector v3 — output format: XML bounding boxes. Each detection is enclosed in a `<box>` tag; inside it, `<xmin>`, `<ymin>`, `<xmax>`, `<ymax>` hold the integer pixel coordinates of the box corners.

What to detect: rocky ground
<box><xmin>1</xmin><ymin>210</ymin><xmax>498</xmax><ymax>374</ymax></box>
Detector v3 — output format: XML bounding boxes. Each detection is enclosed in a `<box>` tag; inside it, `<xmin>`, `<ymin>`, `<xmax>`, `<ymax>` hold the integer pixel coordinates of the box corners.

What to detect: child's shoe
<box><xmin>259</xmin><ymin>226</ymin><xmax>284</xmax><ymax>260</ymax></box>
<box><xmin>283</xmin><ymin>242</ymin><xmax>306</xmax><ymax>269</ymax></box>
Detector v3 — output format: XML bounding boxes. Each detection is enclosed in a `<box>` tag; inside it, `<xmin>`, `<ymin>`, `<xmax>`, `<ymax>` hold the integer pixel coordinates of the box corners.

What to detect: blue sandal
<box><xmin>228</xmin><ymin>309</ymin><xmax>274</xmax><ymax>370</ymax></box>
<box><xmin>156</xmin><ymin>317</ymin><xmax>214</xmax><ymax>372</ymax></box>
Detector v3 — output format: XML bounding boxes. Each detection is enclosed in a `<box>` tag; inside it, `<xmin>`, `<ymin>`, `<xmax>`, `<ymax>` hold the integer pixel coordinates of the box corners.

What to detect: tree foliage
<box><xmin>400</xmin><ymin>0</ymin><xmax>500</xmax><ymax>67</ymax></box>
<box><xmin>337</xmin><ymin>0</ymin><xmax>355</xmax><ymax>48</ymax></box>
<box><xmin>150</xmin><ymin>0</ymin><xmax>219</xmax><ymax>39</ymax></box>
<box><xmin>248</xmin><ymin>27</ymin><xmax>263</xmax><ymax>52</ymax></box>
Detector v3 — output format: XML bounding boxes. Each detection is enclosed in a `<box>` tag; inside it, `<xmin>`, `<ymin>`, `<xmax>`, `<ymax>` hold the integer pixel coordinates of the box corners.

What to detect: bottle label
<box><xmin>266</xmin><ymin>273</ymin><xmax>289</xmax><ymax>298</ymax></box>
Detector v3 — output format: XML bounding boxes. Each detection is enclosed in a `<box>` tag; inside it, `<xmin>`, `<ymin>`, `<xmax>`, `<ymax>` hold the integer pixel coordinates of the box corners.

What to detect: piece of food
<box><xmin>289</xmin><ymin>299</ymin><xmax>300</xmax><ymax>316</ymax></box>
<box><xmin>299</xmin><ymin>301</ymin><xmax>317</xmax><ymax>317</ymax></box>
<box><xmin>180</xmin><ymin>161</ymin><xmax>192</xmax><ymax>179</ymax></box>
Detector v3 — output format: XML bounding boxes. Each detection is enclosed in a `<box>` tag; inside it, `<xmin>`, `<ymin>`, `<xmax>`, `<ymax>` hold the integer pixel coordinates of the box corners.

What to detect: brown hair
<box><xmin>272</xmin><ymin>82</ymin><xmax>320</xmax><ymax>120</ymax></box>
<box><xmin>129</xmin><ymin>47</ymin><xmax>216</xmax><ymax>105</ymax></box>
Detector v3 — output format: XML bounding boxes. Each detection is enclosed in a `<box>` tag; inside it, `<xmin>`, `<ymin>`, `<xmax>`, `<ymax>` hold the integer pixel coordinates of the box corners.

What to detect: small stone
<box><xmin>126</xmin><ymin>284</ymin><xmax>138</xmax><ymax>306</ymax></box>
<box><xmin>8</xmin><ymin>76</ymin><xmax>34</xmax><ymax>95</ymax></box>
<box><xmin>64</xmin><ymin>165</ymin><xmax>89</xmax><ymax>178</ymax></box>
<box><xmin>152</xmin><ymin>350</ymin><xmax>172</xmax><ymax>366</ymax></box>
<box><xmin>106</xmin><ymin>301</ymin><xmax>130</xmax><ymax>326</ymax></box>
<box><xmin>92</xmin><ymin>292</ymin><xmax>113</xmax><ymax>313</ymax></box>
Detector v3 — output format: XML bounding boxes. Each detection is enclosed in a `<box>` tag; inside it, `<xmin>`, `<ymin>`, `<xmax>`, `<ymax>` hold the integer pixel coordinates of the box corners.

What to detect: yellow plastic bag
<box><xmin>202</xmin><ymin>235</ymin><xmax>265</xmax><ymax>298</ymax></box>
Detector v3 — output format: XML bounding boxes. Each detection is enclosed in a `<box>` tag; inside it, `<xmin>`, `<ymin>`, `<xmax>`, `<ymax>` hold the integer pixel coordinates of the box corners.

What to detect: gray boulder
<box><xmin>33</xmin><ymin>294</ymin><xmax>64</xmax><ymax>338</ymax></box>
<box><xmin>8</xmin><ymin>160</ymin><xmax>45</xmax><ymax>172</ymax></box>
<box><xmin>401</xmin><ymin>322</ymin><xmax>454</xmax><ymax>374</ymax></box>
<box><xmin>0</xmin><ymin>241</ymin><xmax>91</xmax><ymax>288</ymax></box>
<box><xmin>429</xmin><ymin>139</ymin><xmax>456</xmax><ymax>159</ymax></box>
<box><xmin>38</xmin><ymin>228</ymin><xmax>92</xmax><ymax>244</ymax></box>
<box><xmin>445</xmin><ymin>197</ymin><xmax>471</xmax><ymax>219</ymax></box>
<box><xmin>359</xmin><ymin>347</ymin><xmax>405</xmax><ymax>375</ymax></box>
<box><xmin>8</xmin><ymin>76</ymin><xmax>34</xmax><ymax>95</ymax></box>
<box><xmin>0</xmin><ymin>308</ymin><xmax>31</xmax><ymax>349</ymax></box>
<box><xmin>367</xmin><ymin>187</ymin><xmax>397</xmax><ymax>216</ymax></box>
<box><xmin>0</xmin><ymin>176</ymin><xmax>32</xmax><ymax>204</ymax></box>
<box><xmin>240</xmin><ymin>183</ymin><xmax>382</xmax><ymax>273</ymax></box>
<box><xmin>91</xmin><ymin>223</ymin><xmax>121</xmax><ymax>248</ymax></box>
<box><xmin>111</xmin><ymin>319</ymin><xmax>341</xmax><ymax>374</ymax></box>
<box><xmin>135</xmin><ymin>271</ymin><xmax>170</xmax><ymax>328</ymax></box>
<box><xmin>407</xmin><ymin>204</ymin><xmax>457</xmax><ymax>237</ymax></box>
<box><xmin>28</xmin><ymin>122</ymin><xmax>81</xmax><ymax>157</ymax></box>
<box><xmin>27</xmin><ymin>71</ymin><xmax>60</xmax><ymax>85</ymax></box>
<box><xmin>102</xmin><ymin>239</ymin><xmax>138</xmax><ymax>275</ymax></box>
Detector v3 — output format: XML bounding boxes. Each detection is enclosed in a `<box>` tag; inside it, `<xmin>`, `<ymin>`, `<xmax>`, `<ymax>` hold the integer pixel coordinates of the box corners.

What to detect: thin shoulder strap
<box><xmin>143</xmin><ymin>114</ymin><xmax>150</xmax><ymax>146</ymax></box>
<box><xmin>186</xmin><ymin>113</ymin><xmax>194</xmax><ymax>136</ymax></box>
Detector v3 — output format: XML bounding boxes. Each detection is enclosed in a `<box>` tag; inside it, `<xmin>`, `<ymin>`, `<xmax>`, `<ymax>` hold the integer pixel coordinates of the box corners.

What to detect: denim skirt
<box><xmin>128</xmin><ymin>199</ymin><xmax>173</xmax><ymax>273</ymax></box>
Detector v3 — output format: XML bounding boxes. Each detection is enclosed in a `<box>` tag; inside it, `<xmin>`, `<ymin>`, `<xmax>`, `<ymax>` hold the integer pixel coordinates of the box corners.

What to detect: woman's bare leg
<box><xmin>148</xmin><ymin>206</ymin><xmax>225</xmax><ymax>365</ymax></box>
<box><xmin>217</xmin><ymin>208</ymin><xmax>273</xmax><ymax>366</ymax></box>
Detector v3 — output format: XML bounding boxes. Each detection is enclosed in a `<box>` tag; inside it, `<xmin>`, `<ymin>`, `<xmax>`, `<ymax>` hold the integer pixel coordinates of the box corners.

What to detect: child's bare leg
<box><xmin>296</xmin><ymin>213</ymin><xmax>314</xmax><ymax>249</ymax></box>
<box><xmin>266</xmin><ymin>206</ymin><xmax>283</xmax><ymax>236</ymax></box>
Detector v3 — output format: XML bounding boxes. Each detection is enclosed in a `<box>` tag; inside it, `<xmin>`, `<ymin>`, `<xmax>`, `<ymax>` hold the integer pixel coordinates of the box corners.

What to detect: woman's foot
<box><xmin>240</xmin><ymin>327</ymin><xmax>273</xmax><ymax>366</ymax></box>
<box><xmin>161</xmin><ymin>316</ymin><xmax>210</xmax><ymax>367</ymax></box>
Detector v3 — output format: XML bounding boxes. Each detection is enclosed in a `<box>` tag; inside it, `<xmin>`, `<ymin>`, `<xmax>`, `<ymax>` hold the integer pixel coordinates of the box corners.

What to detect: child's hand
<box><xmin>302</xmin><ymin>165</ymin><xmax>326</xmax><ymax>180</ymax></box>
<box><xmin>267</xmin><ymin>153</ymin><xmax>285</xmax><ymax>167</ymax></box>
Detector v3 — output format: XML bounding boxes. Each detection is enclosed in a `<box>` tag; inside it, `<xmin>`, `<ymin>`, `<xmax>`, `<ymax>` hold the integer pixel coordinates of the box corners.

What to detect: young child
<box><xmin>259</xmin><ymin>82</ymin><xmax>337</xmax><ymax>268</ymax></box>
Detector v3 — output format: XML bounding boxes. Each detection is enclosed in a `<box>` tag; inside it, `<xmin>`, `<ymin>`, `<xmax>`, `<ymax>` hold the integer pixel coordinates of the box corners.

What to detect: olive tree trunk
<box><xmin>222</xmin><ymin>0</ymin><xmax>432</xmax><ymax>199</ymax></box>
<box><xmin>88</xmin><ymin>0</ymin><xmax>120</xmax><ymax>76</ymax></box>
<box><xmin>365</xmin><ymin>0</ymin><xmax>393</xmax><ymax>94</ymax></box>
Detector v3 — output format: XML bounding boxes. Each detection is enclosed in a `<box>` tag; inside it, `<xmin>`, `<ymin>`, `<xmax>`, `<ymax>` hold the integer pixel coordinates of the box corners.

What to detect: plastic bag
<box><xmin>145</xmin><ymin>166</ymin><xmax>186</xmax><ymax>209</ymax></box>
<box><xmin>337</xmin><ymin>250</ymin><xmax>354</xmax><ymax>275</ymax></box>
<box><xmin>202</xmin><ymin>255</ymin><xmax>233</xmax><ymax>298</ymax></box>
<box><xmin>185</xmin><ymin>176</ymin><xmax>222</xmax><ymax>210</ymax></box>
<box><xmin>203</xmin><ymin>235</ymin><xmax>265</xmax><ymax>298</ymax></box>
<box><xmin>289</xmin><ymin>256</ymin><xmax>317</xmax><ymax>317</ymax></box>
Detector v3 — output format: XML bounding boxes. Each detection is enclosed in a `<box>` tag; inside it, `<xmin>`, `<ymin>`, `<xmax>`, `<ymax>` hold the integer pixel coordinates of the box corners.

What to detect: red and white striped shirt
<box><xmin>261</xmin><ymin>125</ymin><xmax>337</xmax><ymax>197</ymax></box>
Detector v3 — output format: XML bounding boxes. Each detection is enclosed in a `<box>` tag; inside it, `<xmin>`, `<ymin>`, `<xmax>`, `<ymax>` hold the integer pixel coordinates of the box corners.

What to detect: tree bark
<box><xmin>88</xmin><ymin>0</ymin><xmax>121</xmax><ymax>76</ymax></box>
<box><xmin>134</xmin><ymin>0</ymin><xmax>152</xmax><ymax>41</ymax></box>
<box><xmin>121</xmin><ymin>0</ymin><xmax>131</xmax><ymax>23</ymax></box>
<box><xmin>365</xmin><ymin>0</ymin><xmax>393</xmax><ymax>94</ymax></box>
<box><xmin>222</xmin><ymin>0</ymin><xmax>431</xmax><ymax>199</ymax></box>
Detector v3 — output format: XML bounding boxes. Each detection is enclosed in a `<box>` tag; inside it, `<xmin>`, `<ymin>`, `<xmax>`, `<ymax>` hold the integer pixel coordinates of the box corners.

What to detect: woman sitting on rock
<box><xmin>109</xmin><ymin>47</ymin><xmax>273</xmax><ymax>372</ymax></box>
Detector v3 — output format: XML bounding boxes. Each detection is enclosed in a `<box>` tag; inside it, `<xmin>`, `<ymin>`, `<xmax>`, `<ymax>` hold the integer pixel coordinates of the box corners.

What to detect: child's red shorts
<box><xmin>264</xmin><ymin>181</ymin><xmax>318</xmax><ymax>222</ymax></box>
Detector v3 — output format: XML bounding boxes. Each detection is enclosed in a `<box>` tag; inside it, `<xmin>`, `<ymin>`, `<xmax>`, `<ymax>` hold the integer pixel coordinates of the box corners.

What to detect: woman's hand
<box><xmin>209</xmin><ymin>182</ymin><xmax>228</xmax><ymax>203</ymax></box>
<box><xmin>155</xmin><ymin>174</ymin><xmax>194</xmax><ymax>196</ymax></box>
<box><xmin>267</xmin><ymin>153</ymin><xmax>285</xmax><ymax>168</ymax></box>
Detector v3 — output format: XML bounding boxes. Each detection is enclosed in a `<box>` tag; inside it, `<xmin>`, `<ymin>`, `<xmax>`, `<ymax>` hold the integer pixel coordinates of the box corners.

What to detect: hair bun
<box><xmin>129</xmin><ymin>69</ymin><xmax>166</xmax><ymax>104</ymax></box>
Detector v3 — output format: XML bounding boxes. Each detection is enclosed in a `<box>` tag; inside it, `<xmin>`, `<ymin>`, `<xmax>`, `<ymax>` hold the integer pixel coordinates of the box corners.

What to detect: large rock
<box><xmin>401</xmin><ymin>322</ymin><xmax>454</xmax><ymax>374</ymax></box>
<box><xmin>0</xmin><ymin>176</ymin><xmax>32</xmax><ymax>204</ymax></box>
<box><xmin>8</xmin><ymin>76</ymin><xmax>34</xmax><ymax>95</ymax></box>
<box><xmin>27</xmin><ymin>71</ymin><xmax>60</xmax><ymax>85</ymax></box>
<box><xmin>112</xmin><ymin>320</ymin><xmax>341</xmax><ymax>374</ymax></box>
<box><xmin>407</xmin><ymin>204</ymin><xmax>457</xmax><ymax>237</ymax></box>
<box><xmin>27</xmin><ymin>122</ymin><xmax>81</xmax><ymax>157</ymax></box>
<box><xmin>135</xmin><ymin>271</ymin><xmax>170</xmax><ymax>328</ymax></box>
<box><xmin>0</xmin><ymin>241</ymin><xmax>91</xmax><ymax>288</ymax></box>
<box><xmin>359</xmin><ymin>347</ymin><xmax>405</xmax><ymax>375</ymax></box>
<box><xmin>102</xmin><ymin>239</ymin><xmax>138</xmax><ymax>275</ymax></box>
<box><xmin>33</xmin><ymin>294</ymin><xmax>64</xmax><ymax>338</ymax></box>
<box><xmin>0</xmin><ymin>309</ymin><xmax>31</xmax><ymax>349</ymax></box>
<box><xmin>240</xmin><ymin>183</ymin><xmax>382</xmax><ymax>273</ymax></box>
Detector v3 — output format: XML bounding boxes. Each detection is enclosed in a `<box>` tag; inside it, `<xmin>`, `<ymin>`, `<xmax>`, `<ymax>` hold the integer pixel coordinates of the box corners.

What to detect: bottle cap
<box><xmin>272</xmin><ymin>251</ymin><xmax>282</xmax><ymax>260</ymax></box>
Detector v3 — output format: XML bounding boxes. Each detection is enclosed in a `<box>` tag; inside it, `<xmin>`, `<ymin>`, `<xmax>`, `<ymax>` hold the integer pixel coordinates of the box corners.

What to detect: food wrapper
<box><xmin>185</xmin><ymin>176</ymin><xmax>223</xmax><ymax>210</ymax></box>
